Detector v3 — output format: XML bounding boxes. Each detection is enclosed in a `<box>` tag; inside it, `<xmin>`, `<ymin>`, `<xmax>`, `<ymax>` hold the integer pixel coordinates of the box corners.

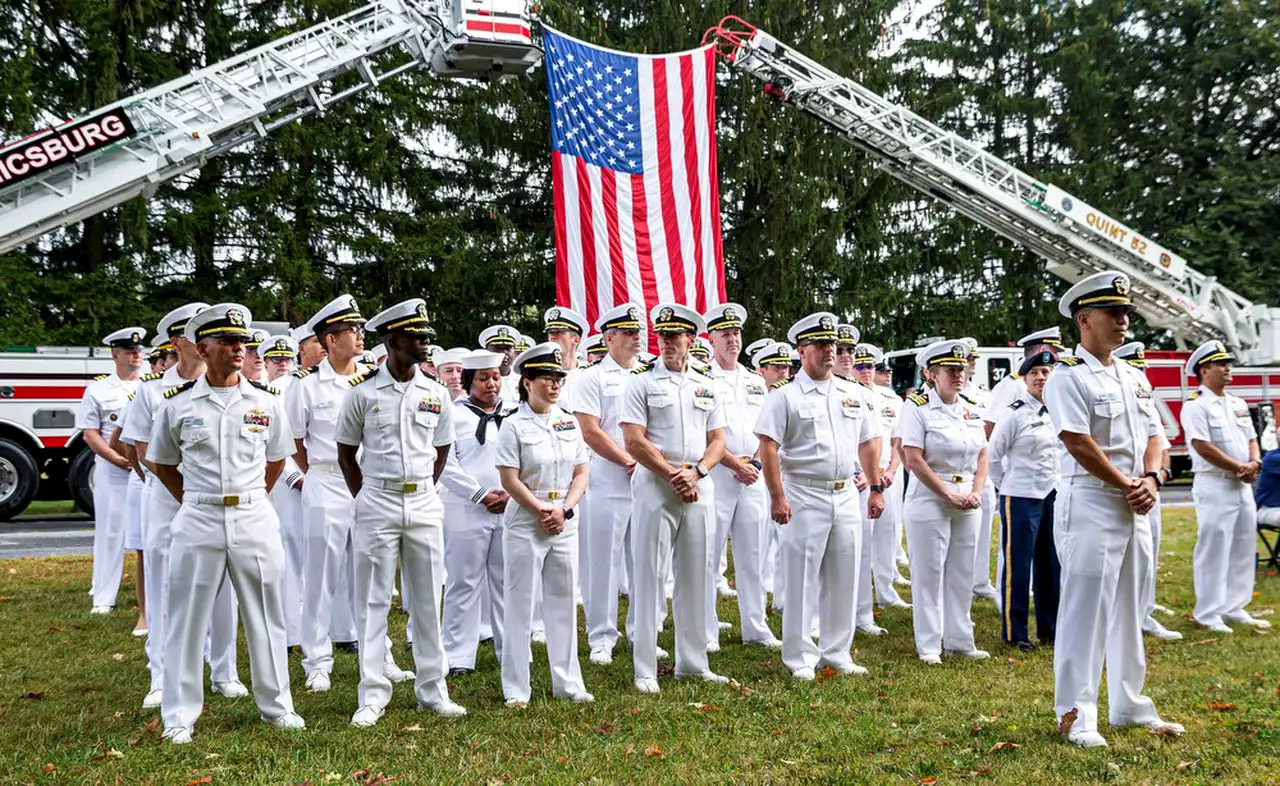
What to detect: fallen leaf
<box><xmin>1207</xmin><ymin>701</ymin><xmax>1237</xmax><ymax>711</ymax></box>
<box><xmin>963</xmin><ymin>765</ymin><xmax>996</xmax><ymax>777</ymax></box>
<box><xmin>917</xmin><ymin>778</ymin><xmax>937</xmax><ymax>785</ymax></box>
<box><xmin>139</xmin><ymin>718</ymin><xmax>160</xmax><ymax>734</ymax></box>
<box><xmin>21</xmin><ymin>692</ymin><xmax>43</xmax><ymax>701</ymax></box>
<box><xmin>816</xmin><ymin>666</ymin><xmax>840</xmax><ymax>681</ymax></box>
<box><xmin>8</xmin><ymin>568</ymin><xmax>16</xmax><ymax>574</ymax></box>
<box><xmin>989</xmin><ymin>741</ymin><xmax>1019</xmax><ymax>752</ymax></box>
<box><xmin>113</xmin><ymin>711</ymin><xmax>125</xmax><ymax>719</ymax></box>
<box><xmin>1107</xmin><ymin>763</ymin><xmax>1121</xmax><ymax>773</ymax></box>
<box><xmin>687</xmin><ymin>702</ymin><xmax>706</xmax><ymax>709</ymax></box>
<box><xmin>1176</xmin><ymin>760</ymin><xmax>1197</xmax><ymax>771</ymax></box>
<box><xmin>46</xmin><ymin>626</ymin><xmax>60</xmax><ymax>633</ymax></box>
<box><xmin>627</xmin><ymin>706</ymin><xmax>642</xmax><ymax>716</ymax></box>
<box><xmin>401</xmin><ymin>724</ymin><xmax>424</xmax><ymax>732</ymax></box>
<box><xmin>91</xmin><ymin>748</ymin><xmax>125</xmax><ymax>762</ymax></box>
<box><xmin>204</xmin><ymin>754</ymin><xmax>220</xmax><ymax>760</ymax></box>
<box><xmin>644</xmin><ymin>744</ymin><xmax>663</xmax><ymax>759</ymax></box>
<box><xmin>186</xmin><ymin>777</ymin><xmax>213</xmax><ymax>786</ymax></box>
<box><xmin>1057</xmin><ymin>708</ymin><xmax>1079</xmax><ymax>735</ymax></box>
<box><xmin>593</xmin><ymin>721</ymin><xmax>616</xmax><ymax>735</ymax></box>
<box><xmin>112</xmin><ymin>653</ymin><xmax>126</xmax><ymax>663</ymax></box>
<box><xmin>770</xmin><ymin>728</ymin><xmax>786</xmax><ymax>735</ymax></box>
<box><xmin>1148</xmin><ymin>725</ymin><xmax>1181</xmax><ymax>738</ymax></box>
<box><xmin>43</xmin><ymin>764</ymin><xmax>56</xmax><ymax>774</ymax></box>
<box><xmin>656</xmin><ymin>662</ymin><xmax>675</xmax><ymax>677</ymax></box>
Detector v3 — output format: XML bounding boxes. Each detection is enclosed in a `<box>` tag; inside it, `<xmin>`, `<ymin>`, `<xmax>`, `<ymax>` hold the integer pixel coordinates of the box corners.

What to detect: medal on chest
<box><xmin>417</xmin><ymin>396</ymin><xmax>441</xmax><ymax>414</ymax></box>
<box><xmin>552</xmin><ymin>418</ymin><xmax>577</xmax><ymax>433</ymax></box>
<box><xmin>243</xmin><ymin>409</ymin><xmax>270</xmax><ymax>432</ymax></box>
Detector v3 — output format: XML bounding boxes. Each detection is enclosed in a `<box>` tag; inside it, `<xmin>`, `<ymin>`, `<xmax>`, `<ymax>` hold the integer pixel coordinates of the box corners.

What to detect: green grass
<box><xmin>0</xmin><ymin>508</ymin><xmax>1276</xmax><ymax>784</ymax></box>
<box><xmin>11</xmin><ymin>499</ymin><xmax>83</xmax><ymax>519</ymax></box>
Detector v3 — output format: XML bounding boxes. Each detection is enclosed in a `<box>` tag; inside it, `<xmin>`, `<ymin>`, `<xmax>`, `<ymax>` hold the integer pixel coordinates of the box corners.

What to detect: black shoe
<box><xmin>447</xmin><ymin>667</ymin><xmax>474</xmax><ymax>679</ymax></box>
<box><xmin>334</xmin><ymin>640</ymin><xmax>359</xmax><ymax>654</ymax></box>
<box><xmin>1013</xmin><ymin>640</ymin><xmax>1037</xmax><ymax>652</ymax></box>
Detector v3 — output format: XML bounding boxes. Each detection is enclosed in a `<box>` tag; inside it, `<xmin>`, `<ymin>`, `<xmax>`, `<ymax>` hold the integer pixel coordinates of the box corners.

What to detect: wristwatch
<box><xmin>1143</xmin><ymin>470</ymin><xmax>1163</xmax><ymax>488</ymax></box>
<box><xmin>563</xmin><ymin>508</ymin><xmax>575</xmax><ymax>520</ymax></box>
<box><xmin>694</xmin><ymin>463</ymin><xmax>709</xmax><ymax>479</ymax></box>
<box><xmin>869</xmin><ymin>484</ymin><xmax>885</xmax><ymax>493</ymax></box>
<box><xmin>750</xmin><ymin>458</ymin><xmax>762</xmax><ymax>470</ymax></box>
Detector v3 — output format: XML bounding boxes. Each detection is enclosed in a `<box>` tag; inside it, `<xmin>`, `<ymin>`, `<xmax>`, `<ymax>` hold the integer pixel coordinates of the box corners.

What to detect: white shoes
<box><xmin>919</xmin><ymin>654</ymin><xmax>942</xmax><ymax>666</ymax></box>
<box><xmin>656</xmin><ymin>646</ymin><xmax>669</xmax><ymax>659</ymax></box>
<box><xmin>530</xmin><ymin>629</ymin><xmax>548</xmax><ymax>644</ymax></box>
<box><xmin>305</xmin><ymin>672</ymin><xmax>331</xmax><ymax>693</ymax></box>
<box><xmin>211</xmin><ymin>680</ymin><xmax>249</xmax><ymax>698</ymax></box>
<box><xmin>946</xmin><ymin>649</ymin><xmax>991</xmax><ymax>660</ymax></box>
<box><xmin>717</xmin><ymin>581</ymin><xmax>737</xmax><ymax>598</ymax></box>
<box><xmin>1142</xmin><ymin>618</ymin><xmax>1184</xmax><ymax>640</ymax></box>
<box><xmin>1066</xmin><ymin>729</ymin><xmax>1108</xmax><ymax>748</ymax></box>
<box><xmin>821</xmin><ymin>661</ymin><xmax>868</xmax><ymax>677</ymax></box>
<box><xmin>892</xmin><ymin>574</ymin><xmax>911</xmax><ymax>587</ymax></box>
<box><xmin>1200</xmin><ymin>619</ymin><xmax>1235</xmax><ymax>634</ymax></box>
<box><xmin>588</xmin><ymin>647</ymin><xmax>613</xmax><ymax>665</ymax></box>
<box><xmin>164</xmin><ymin>726</ymin><xmax>193</xmax><ymax>744</ymax></box>
<box><xmin>635</xmin><ymin>677</ymin><xmax>660</xmax><ymax>694</ymax></box>
<box><xmin>882</xmin><ymin>599</ymin><xmax>912</xmax><ymax>610</ymax></box>
<box><xmin>385</xmin><ymin>666</ymin><xmax>415</xmax><ymax>683</ymax></box>
<box><xmin>747</xmin><ymin>637</ymin><xmax>783</xmax><ymax>650</ymax></box>
<box><xmin>90</xmin><ymin>605</ymin><xmax>113</xmax><ymax>616</ymax></box>
<box><xmin>856</xmin><ymin>624</ymin><xmax>887</xmax><ymax>637</ymax></box>
<box><xmin>131</xmin><ymin>626</ymin><xmax>149</xmax><ymax>638</ymax></box>
<box><xmin>265</xmin><ymin>712</ymin><xmax>306</xmax><ymax>730</ymax></box>
<box><xmin>973</xmin><ymin>585</ymin><xmax>998</xmax><ymax>600</ymax></box>
<box><xmin>706</xmin><ymin>640</ymin><xmax>721</xmax><ymax>653</ymax></box>
<box><xmin>1224</xmin><ymin>611</ymin><xmax>1272</xmax><ymax>629</ymax></box>
<box><xmin>679</xmin><ymin>671</ymin><xmax>729</xmax><ymax>684</ymax></box>
<box><xmin>420</xmin><ymin>698</ymin><xmax>467</xmax><ymax>717</ymax></box>
<box><xmin>792</xmin><ymin>667</ymin><xmax>816</xmax><ymax>681</ymax></box>
<box><xmin>505</xmin><ymin>698</ymin><xmax>529</xmax><ymax>709</ymax></box>
<box><xmin>1125</xmin><ymin>719</ymin><xmax>1185</xmax><ymax>735</ymax></box>
<box><xmin>350</xmin><ymin>705</ymin><xmax>385</xmax><ymax>728</ymax></box>
<box><xmin>142</xmin><ymin>689</ymin><xmax>164</xmax><ymax>709</ymax></box>
<box><xmin>567</xmin><ymin>691</ymin><xmax>595</xmax><ymax>704</ymax></box>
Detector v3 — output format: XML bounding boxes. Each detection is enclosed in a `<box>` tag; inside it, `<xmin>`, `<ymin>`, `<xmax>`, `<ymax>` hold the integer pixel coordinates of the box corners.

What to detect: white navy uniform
<box><xmin>960</xmin><ymin>374</ymin><xmax>999</xmax><ymax>600</ymax></box>
<box><xmin>869</xmin><ymin>379</ymin><xmax>908</xmax><ymax>605</ymax></box>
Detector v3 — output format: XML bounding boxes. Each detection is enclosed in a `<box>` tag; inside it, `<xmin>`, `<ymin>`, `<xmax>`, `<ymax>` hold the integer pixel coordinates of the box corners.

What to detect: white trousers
<box><xmin>1142</xmin><ymin>498</ymin><xmax>1163</xmax><ymax>619</ymax></box>
<box><xmin>709</xmin><ymin>466</ymin><xmax>773</xmax><ymax>644</ymax></box>
<box><xmin>90</xmin><ymin>460</ymin><xmax>131</xmax><ymax>607</ymax></box>
<box><xmin>1192</xmin><ymin>474</ymin><xmax>1258</xmax><ymax>624</ymax></box>
<box><xmin>630</xmin><ymin>467</ymin><xmax>714</xmax><ymax>681</ymax></box>
<box><xmin>779</xmin><ymin>480</ymin><xmax>860</xmax><ymax>672</ymax></box>
<box><xmin>442</xmin><ymin>499</ymin><xmax>505</xmax><ymax>669</ymax></box>
<box><xmin>1053</xmin><ymin>480</ymin><xmax>1161</xmax><ymax>734</ymax></box>
<box><xmin>502</xmin><ymin>510</ymin><xmax>587</xmax><ymax>702</ymax></box>
<box><xmin>162</xmin><ymin>499</ymin><xmax>292</xmax><ymax>732</ymax></box>
<box><xmin>270</xmin><ymin>481</ymin><xmax>305</xmax><ymax>646</ymax></box>
<box><xmin>870</xmin><ymin>465</ymin><xmax>906</xmax><ymax>604</ymax></box>
<box><xmin>973</xmin><ymin>480</ymin><xmax>997</xmax><ymax>592</ymax></box>
<box><xmin>124</xmin><ymin>473</ymin><xmax>145</xmax><ymax>551</ymax></box>
<box><xmin>855</xmin><ymin>487</ymin><xmax>876</xmax><ymax>627</ymax></box>
<box><xmin>352</xmin><ymin>486</ymin><xmax>450</xmax><ymax>710</ymax></box>
<box><xmin>905</xmin><ymin>484</ymin><xmax>978</xmax><ymax>657</ymax></box>
<box><xmin>301</xmin><ymin>469</ymin><xmax>356</xmax><ymax>676</ymax></box>
<box><xmin>583</xmin><ymin>461</ymin><xmax>636</xmax><ymax>651</ymax></box>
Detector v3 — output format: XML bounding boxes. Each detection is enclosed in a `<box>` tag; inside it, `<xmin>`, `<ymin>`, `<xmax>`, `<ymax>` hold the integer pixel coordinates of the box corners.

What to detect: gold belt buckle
<box><xmin>739</xmin><ymin>455</ymin><xmax>753</xmax><ymax>463</ymax></box>
<box><xmin>547</xmin><ymin>490</ymin><xmax>562</xmax><ymax>500</ymax></box>
<box><xmin>402</xmin><ymin>482</ymin><xmax>418</xmax><ymax>493</ymax></box>
<box><xmin>223</xmin><ymin>495</ymin><xmax>240</xmax><ymax>506</ymax></box>
<box><xmin>951</xmin><ymin>475</ymin><xmax>963</xmax><ymax>483</ymax></box>
<box><xmin>833</xmin><ymin>480</ymin><xmax>845</xmax><ymax>491</ymax></box>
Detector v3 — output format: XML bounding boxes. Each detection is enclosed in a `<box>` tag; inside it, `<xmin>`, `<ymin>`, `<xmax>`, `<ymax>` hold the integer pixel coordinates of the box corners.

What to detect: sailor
<box><xmin>292</xmin><ymin>322</ymin><xmax>327</xmax><ymax>369</ymax></box>
<box><xmin>1045</xmin><ymin>271</ymin><xmax>1183</xmax><ymax>746</ymax></box>
<box><xmin>853</xmin><ymin>343</ymin><xmax>910</xmax><ymax>610</ymax></box>
<box><xmin>755</xmin><ymin>312</ymin><xmax>883</xmax><ymax>679</ymax></box>
<box><xmin>873</xmin><ymin>358</ymin><xmax>911</xmax><ymax>569</ymax></box>
<box><xmin>148</xmin><ymin>334</ymin><xmax>175</xmax><ymax>374</ymax></box>
<box><xmin>262</xmin><ymin>335</ymin><xmax>298</xmax><ymax>380</ymax></box>
<box><xmin>744</xmin><ymin>338</ymin><xmax>774</xmax><ymax>371</ymax></box>
<box><xmin>80</xmin><ymin>327</ymin><xmax>147</xmax><ymax>615</ymax></box>
<box><xmin>495</xmin><ymin>342</ymin><xmax>595</xmax><ymax>707</ymax></box>
<box><xmin>898</xmin><ymin>340</ymin><xmax>990</xmax><ymax>665</ymax></box>
<box><xmin>515</xmin><ymin>333</ymin><xmax>535</xmax><ymax>354</ymax></box>
<box><xmin>1113</xmin><ymin>342</ymin><xmax>1181</xmax><ymax>641</ymax></box>
<box><xmin>124</xmin><ymin>303</ymin><xmax>245</xmax><ymax>709</ymax></box>
<box><xmin>753</xmin><ymin>342</ymin><xmax>794</xmax><ymax>388</ymax></box>
<box><xmin>986</xmin><ymin>350</ymin><xmax>1061</xmax><ymax>651</ymax></box>
<box><xmin>480</xmin><ymin>324</ymin><xmax>521</xmax><ymax>395</ymax></box>
<box><xmin>242</xmin><ymin>329</ymin><xmax>270</xmax><ymax>383</ymax></box>
<box><xmin>148</xmin><ymin>303</ymin><xmax>304</xmax><ymax>743</ymax></box>
<box><xmin>583</xmin><ymin>333</ymin><xmax>608</xmax><ymax>366</ymax></box>
<box><xmin>436</xmin><ymin>348</ymin><xmax>469</xmax><ymax>401</ymax></box>
<box><xmin>336</xmin><ymin>298</ymin><xmax>466</xmax><ymax>726</ymax></box>
<box><xmin>288</xmin><ymin>294</ymin><xmax>411</xmax><ymax>692</ymax></box>
<box><xmin>621</xmin><ymin>302</ymin><xmax>729</xmax><ymax>693</ymax></box>
<box><xmin>702</xmin><ymin>303</ymin><xmax>779</xmax><ymax>650</ymax></box>
<box><xmin>544</xmin><ymin>306</ymin><xmax>587</xmax><ymax>409</ymax></box>
<box><xmin>371</xmin><ymin>344</ymin><xmax>388</xmax><ymax>367</ymax></box>
<box><xmin>261</xmin><ymin>334</ymin><xmax>306</xmax><ymax>650</ymax></box>
<box><xmin>576</xmin><ymin>303</ymin><xmax>645</xmax><ymax>664</ymax></box>
<box><xmin>691</xmin><ymin>336</ymin><xmax>713</xmax><ymax>364</ymax></box>
<box><xmin>984</xmin><ymin>327</ymin><xmax>1064</xmax><ymax>434</ymax></box>
<box><xmin>750</xmin><ymin>341</ymin><xmax>795</xmax><ymax>605</ymax></box>
<box><xmin>439</xmin><ymin>350</ymin><xmax>513</xmax><ymax>675</ymax></box>
<box><xmin>958</xmin><ymin>338</ymin><xmax>1000</xmax><ymax>602</ymax></box>
<box><xmin>1180</xmin><ymin>340</ymin><xmax>1269</xmax><ymax>633</ymax></box>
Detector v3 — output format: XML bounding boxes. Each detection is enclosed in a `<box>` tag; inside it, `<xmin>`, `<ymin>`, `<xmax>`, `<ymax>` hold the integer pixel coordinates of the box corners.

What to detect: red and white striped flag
<box><xmin>544</xmin><ymin>26</ymin><xmax>725</xmax><ymax>331</ymax></box>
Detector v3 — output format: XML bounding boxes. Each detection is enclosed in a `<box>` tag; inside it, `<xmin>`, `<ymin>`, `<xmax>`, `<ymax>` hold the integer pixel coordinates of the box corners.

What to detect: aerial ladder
<box><xmin>0</xmin><ymin>0</ymin><xmax>540</xmax><ymax>254</ymax></box>
<box><xmin>703</xmin><ymin>17</ymin><xmax>1280</xmax><ymax>364</ymax></box>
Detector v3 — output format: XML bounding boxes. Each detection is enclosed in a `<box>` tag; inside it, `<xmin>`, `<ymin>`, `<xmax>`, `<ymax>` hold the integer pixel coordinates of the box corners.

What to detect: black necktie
<box><xmin>462</xmin><ymin>401</ymin><xmax>505</xmax><ymax>445</ymax></box>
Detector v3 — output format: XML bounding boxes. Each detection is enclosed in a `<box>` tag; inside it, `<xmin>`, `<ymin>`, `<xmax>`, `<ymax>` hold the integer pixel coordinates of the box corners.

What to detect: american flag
<box><xmin>544</xmin><ymin>26</ymin><xmax>725</xmax><ymax>330</ymax></box>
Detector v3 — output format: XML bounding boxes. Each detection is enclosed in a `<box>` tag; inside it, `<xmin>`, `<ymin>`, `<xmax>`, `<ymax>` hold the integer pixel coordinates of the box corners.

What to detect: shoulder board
<box><xmin>834</xmin><ymin>373</ymin><xmax>854</xmax><ymax>383</ymax></box>
<box><xmin>1009</xmin><ymin>372</ymin><xmax>1020</xmax><ymax>380</ymax></box>
<box><xmin>692</xmin><ymin>360</ymin><xmax>712</xmax><ymax>376</ymax></box>
<box><xmin>422</xmin><ymin>369</ymin><xmax>440</xmax><ymax>384</ymax></box>
<box><xmin>348</xmin><ymin>371</ymin><xmax>376</xmax><ymax>387</ymax></box>
<box><xmin>127</xmin><ymin>391</ymin><xmax>135</xmax><ymax>401</ymax></box>
<box><xmin>1009</xmin><ymin>399</ymin><xmax>1026</xmax><ymax>410</ymax></box>
<box><xmin>1188</xmin><ymin>391</ymin><xmax>1201</xmax><ymax>401</ymax></box>
<box><xmin>163</xmin><ymin>380</ymin><xmax>195</xmax><ymax>399</ymax></box>
<box><xmin>93</xmin><ymin>373</ymin><xmax>108</xmax><ymax>382</ymax></box>
<box><xmin>771</xmin><ymin>378</ymin><xmax>791</xmax><ymax>389</ymax></box>
<box><xmin>1058</xmin><ymin>357</ymin><xmax>1083</xmax><ymax>367</ymax></box>
<box><xmin>958</xmin><ymin>392</ymin><xmax>977</xmax><ymax>405</ymax></box>
<box><xmin>907</xmin><ymin>393</ymin><xmax>928</xmax><ymax>406</ymax></box>
<box><xmin>632</xmin><ymin>360</ymin><xmax>655</xmax><ymax>375</ymax></box>
<box><xmin>292</xmin><ymin>365</ymin><xmax>319</xmax><ymax>379</ymax></box>
<box><xmin>141</xmin><ymin>371</ymin><xmax>164</xmax><ymax>382</ymax></box>
<box><xmin>249</xmin><ymin>379</ymin><xmax>280</xmax><ymax>396</ymax></box>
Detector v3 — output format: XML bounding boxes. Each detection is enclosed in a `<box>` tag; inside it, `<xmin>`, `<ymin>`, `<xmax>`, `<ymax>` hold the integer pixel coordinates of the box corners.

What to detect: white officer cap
<box><xmin>1058</xmin><ymin>271</ymin><xmax>1136</xmax><ymax>319</ymax></box>
<box><xmin>479</xmin><ymin>324</ymin><xmax>520</xmax><ymax>348</ymax></box>
<box><xmin>157</xmin><ymin>302</ymin><xmax>210</xmax><ymax>341</ymax></box>
<box><xmin>427</xmin><ymin>344</ymin><xmax>444</xmax><ymax>361</ymax></box>
<box><xmin>1015</xmin><ymin>326</ymin><xmax>1063</xmax><ymax>348</ymax></box>
<box><xmin>245</xmin><ymin>328</ymin><xmax>270</xmax><ymax>350</ymax></box>
<box><xmin>462</xmin><ymin>349</ymin><xmax>505</xmax><ymax>371</ymax></box>
<box><xmin>149</xmin><ymin>332</ymin><xmax>174</xmax><ymax>357</ymax></box>
<box><xmin>543</xmin><ymin>305</ymin><xmax>588</xmax><ymax>336</ymax></box>
<box><xmin>290</xmin><ymin>323</ymin><xmax>315</xmax><ymax>344</ymax></box>
<box><xmin>691</xmin><ymin>336</ymin><xmax>713</xmax><ymax>360</ymax></box>
<box><xmin>310</xmin><ymin>294</ymin><xmax>365</xmax><ymax>333</ymax></box>
<box><xmin>836</xmin><ymin>323</ymin><xmax>860</xmax><ymax>346</ymax></box>
<box><xmin>584</xmin><ymin>333</ymin><xmax>606</xmax><ymax>358</ymax></box>
<box><xmin>513</xmin><ymin>341</ymin><xmax>568</xmax><ymax>376</ymax></box>
<box><xmin>744</xmin><ymin>338</ymin><xmax>774</xmax><ymax>366</ymax></box>
<box><xmin>261</xmin><ymin>335</ymin><xmax>298</xmax><ymax>360</ymax></box>
<box><xmin>103</xmin><ymin>327</ymin><xmax>147</xmax><ymax>349</ymax></box>
<box><xmin>915</xmin><ymin>339</ymin><xmax>970</xmax><ymax>370</ymax></box>
<box><xmin>436</xmin><ymin>347</ymin><xmax>470</xmax><ymax>368</ymax></box>
<box><xmin>595</xmin><ymin>302</ymin><xmax>644</xmax><ymax>332</ymax></box>
<box><xmin>1113</xmin><ymin>340</ymin><xmax>1146</xmax><ymax>368</ymax></box>
<box><xmin>703</xmin><ymin>302</ymin><xmax>747</xmax><ymax>332</ymax></box>
<box><xmin>1185</xmin><ymin>339</ymin><xmax>1234</xmax><ymax>377</ymax></box>
<box><xmin>650</xmin><ymin>303</ymin><xmax>705</xmax><ymax>335</ymax></box>
<box><xmin>371</xmin><ymin>344</ymin><xmax>388</xmax><ymax>364</ymax></box>
<box><xmin>789</xmin><ymin>347</ymin><xmax>802</xmax><ymax>361</ymax></box>
<box><xmin>787</xmin><ymin>312</ymin><xmax>839</xmax><ymax>345</ymax></box>
<box><xmin>360</xmin><ymin>350</ymin><xmax>376</xmax><ymax>365</ymax></box>
<box><xmin>185</xmin><ymin>303</ymin><xmax>253</xmax><ymax>343</ymax></box>
<box><xmin>753</xmin><ymin>341</ymin><xmax>794</xmax><ymax>368</ymax></box>
<box><xmin>854</xmin><ymin>343</ymin><xmax>883</xmax><ymax>365</ymax></box>
<box><xmin>365</xmin><ymin>298</ymin><xmax>434</xmax><ymax>337</ymax></box>
<box><xmin>514</xmin><ymin>333</ymin><xmax>534</xmax><ymax>353</ymax></box>
<box><xmin>960</xmin><ymin>337</ymin><xmax>979</xmax><ymax>357</ymax></box>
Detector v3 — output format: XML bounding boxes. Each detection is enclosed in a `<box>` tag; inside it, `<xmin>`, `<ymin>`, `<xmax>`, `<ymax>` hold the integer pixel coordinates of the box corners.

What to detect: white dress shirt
<box><xmin>1181</xmin><ymin>385</ymin><xmax>1257</xmax><ymax>473</ymax></box>
<box><xmin>495</xmin><ymin>403</ymin><xmax>590</xmax><ymax>499</ymax></box>
<box><xmin>333</xmin><ymin>365</ymin><xmax>455</xmax><ymax>482</ymax></box>
<box><xmin>621</xmin><ymin>361</ymin><xmax>726</xmax><ymax>465</ymax></box>
<box><xmin>437</xmin><ymin>396</ymin><xmax>515</xmax><ymax>504</ymax></box>
<box><xmin>987</xmin><ymin>389</ymin><xmax>1059</xmax><ymax>499</ymax></box>
<box><xmin>286</xmin><ymin>358</ymin><xmax>361</xmax><ymax>465</ymax></box>
<box><xmin>76</xmin><ymin>372</ymin><xmax>141</xmax><ymax>441</ymax></box>
<box><xmin>871</xmin><ymin>384</ymin><xmax>903</xmax><ymax>469</ymax></box>
<box><xmin>573</xmin><ymin>353</ymin><xmax>635</xmax><ymax>452</ymax></box>
<box><xmin>897</xmin><ymin>387</ymin><xmax>986</xmax><ymax>480</ymax></box>
<box><xmin>753</xmin><ymin>370</ymin><xmax>878</xmax><ymax>482</ymax></box>
<box><xmin>709</xmin><ymin>362</ymin><xmax>767</xmax><ymax>459</ymax></box>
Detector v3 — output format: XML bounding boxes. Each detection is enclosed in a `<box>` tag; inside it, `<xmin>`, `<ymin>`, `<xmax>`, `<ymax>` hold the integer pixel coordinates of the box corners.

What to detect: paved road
<box><xmin>0</xmin><ymin>484</ymin><xmax>1196</xmax><ymax>560</ymax></box>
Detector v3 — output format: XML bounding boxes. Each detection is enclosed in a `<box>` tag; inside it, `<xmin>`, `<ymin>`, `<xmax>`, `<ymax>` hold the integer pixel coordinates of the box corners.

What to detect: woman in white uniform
<box><xmin>440</xmin><ymin>350</ymin><xmax>512</xmax><ymax>675</ymax></box>
<box><xmin>899</xmin><ymin>340</ymin><xmax>990</xmax><ymax>665</ymax></box>
<box><xmin>495</xmin><ymin>342</ymin><xmax>593</xmax><ymax>706</ymax></box>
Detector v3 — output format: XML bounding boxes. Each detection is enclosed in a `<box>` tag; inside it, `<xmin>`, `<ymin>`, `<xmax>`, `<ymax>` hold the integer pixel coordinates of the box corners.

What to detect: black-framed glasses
<box><xmin>854</xmin><ymin>363</ymin><xmax>875</xmax><ymax>370</ymax></box>
<box><xmin>835</xmin><ymin>346</ymin><xmax>854</xmax><ymax>355</ymax></box>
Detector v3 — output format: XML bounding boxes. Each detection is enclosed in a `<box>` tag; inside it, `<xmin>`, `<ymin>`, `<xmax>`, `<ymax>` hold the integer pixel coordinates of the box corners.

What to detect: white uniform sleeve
<box><xmin>334</xmin><ymin>386</ymin><xmax>365</xmax><ymax>447</ymax></box>
<box><xmin>575</xmin><ymin>430</ymin><xmax>591</xmax><ymax>466</ymax></box>
<box><xmin>75</xmin><ymin>385</ymin><xmax>102</xmax><ymax>431</ymax></box>
<box><xmin>574</xmin><ymin>368</ymin><xmax>603</xmax><ymax>418</ymax></box>
<box><xmin>433</xmin><ymin>390</ymin><xmax>455</xmax><ymax>447</ymax></box>
<box><xmin>1044</xmin><ymin>371</ymin><xmax>1090</xmax><ymax>437</ymax></box>
<box><xmin>266</xmin><ymin>395</ymin><xmax>294</xmax><ymax>462</ymax></box>
<box><xmin>857</xmin><ymin>389</ymin><xmax>881</xmax><ymax>446</ymax></box>
<box><xmin>1238</xmin><ymin>396</ymin><xmax>1258</xmax><ymax>439</ymax></box>
<box><xmin>987</xmin><ymin>406</ymin><xmax>1018</xmax><ymax>489</ymax></box>
<box><xmin>706</xmin><ymin>388</ymin><xmax>727</xmax><ymax>432</ymax></box>
<box><xmin>897</xmin><ymin>402</ymin><xmax>928</xmax><ymax>450</ymax></box>
<box><xmin>983</xmin><ymin>377</ymin><xmax>1016</xmax><ymax>423</ymax></box>
<box><xmin>147</xmin><ymin>400</ymin><xmax>181</xmax><ymax>466</ymax></box>
<box><xmin>285</xmin><ymin>379</ymin><xmax>309</xmax><ymax>440</ymax></box>
<box><xmin>438</xmin><ymin>450</ymin><xmax>486</xmax><ymax>503</ymax></box>
<box><xmin>619</xmin><ymin>374</ymin><xmax>648</xmax><ymax>428</ymax></box>
<box><xmin>120</xmin><ymin>385</ymin><xmax>154</xmax><ymax>445</ymax></box>
<box><xmin>494</xmin><ymin>420</ymin><xmax>521</xmax><ymax>469</ymax></box>
<box><xmin>752</xmin><ymin>387</ymin><xmax>788</xmax><ymax>445</ymax></box>
<box><xmin>1181</xmin><ymin>397</ymin><xmax>1210</xmax><ymax>444</ymax></box>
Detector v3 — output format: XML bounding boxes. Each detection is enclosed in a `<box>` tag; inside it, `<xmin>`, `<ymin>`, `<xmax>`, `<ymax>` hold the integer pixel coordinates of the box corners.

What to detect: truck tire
<box><xmin>68</xmin><ymin>446</ymin><xmax>96</xmax><ymax>518</ymax></box>
<box><xmin>0</xmin><ymin>438</ymin><xmax>40</xmax><ymax>521</ymax></box>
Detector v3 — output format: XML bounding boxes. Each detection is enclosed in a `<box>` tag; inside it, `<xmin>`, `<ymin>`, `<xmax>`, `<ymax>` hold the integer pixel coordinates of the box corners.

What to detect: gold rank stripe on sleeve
<box><xmin>348</xmin><ymin>371</ymin><xmax>376</xmax><ymax>387</ymax></box>
<box><xmin>141</xmin><ymin>371</ymin><xmax>164</xmax><ymax>382</ymax></box>
<box><xmin>632</xmin><ymin>360</ymin><xmax>655</xmax><ymax>374</ymax></box>
<box><xmin>93</xmin><ymin>373</ymin><xmax>108</xmax><ymax>381</ymax></box>
<box><xmin>770</xmin><ymin>378</ymin><xmax>791</xmax><ymax>389</ymax></box>
<box><xmin>292</xmin><ymin>364</ymin><xmax>319</xmax><ymax>378</ymax></box>
<box><xmin>163</xmin><ymin>380</ymin><xmax>196</xmax><ymax>399</ymax></box>
<box><xmin>907</xmin><ymin>393</ymin><xmax>927</xmax><ymax>406</ymax></box>
<box><xmin>1188</xmin><ymin>391</ymin><xmax>1201</xmax><ymax>400</ymax></box>
<box><xmin>249</xmin><ymin>379</ymin><xmax>281</xmax><ymax>396</ymax></box>
<box><xmin>1058</xmin><ymin>357</ymin><xmax>1084</xmax><ymax>367</ymax></box>
<box><xmin>959</xmin><ymin>392</ymin><xmax>976</xmax><ymax>405</ymax></box>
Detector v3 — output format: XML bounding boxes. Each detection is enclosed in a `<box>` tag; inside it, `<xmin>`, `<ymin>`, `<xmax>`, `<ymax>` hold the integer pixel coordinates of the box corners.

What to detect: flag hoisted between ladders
<box><xmin>543</xmin><ymin>25</ymin><xmax>726</xmax><ymax>332</ymax></box>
